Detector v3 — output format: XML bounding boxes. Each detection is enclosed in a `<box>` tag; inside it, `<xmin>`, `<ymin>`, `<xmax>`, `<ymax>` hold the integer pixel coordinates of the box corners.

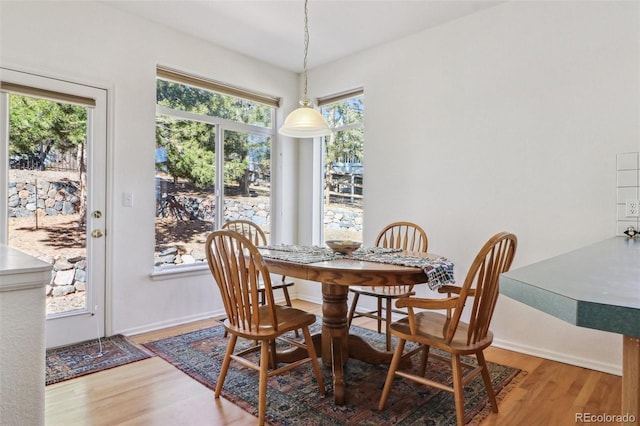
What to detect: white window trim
<box><xmin>156</xmin><ymin>105</ymin><xmax>275</xmax><ymax>138</ymax></box>
<box><xmin>150</xmin><ymin>262</ymin><xmax>209</xmax><ymax>280</ymax></box>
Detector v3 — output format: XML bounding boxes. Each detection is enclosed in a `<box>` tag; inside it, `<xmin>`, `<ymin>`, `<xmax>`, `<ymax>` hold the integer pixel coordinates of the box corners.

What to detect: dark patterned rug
<box><xmin>46</xmin><ymin>334</ymin><xmax>154</xmax><ymax>385</ymax></box>
<box><xmin>144</xmin><ymin>323</ymin><xmax>525</xmax><ymax>425</ymax></box>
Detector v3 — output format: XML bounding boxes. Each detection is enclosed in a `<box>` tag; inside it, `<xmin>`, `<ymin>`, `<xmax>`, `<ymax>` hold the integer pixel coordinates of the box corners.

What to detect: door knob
<box><xmin>91</xmin><ymin>229</ymin><xmax>103</xmax><ymax>238</ymax></box>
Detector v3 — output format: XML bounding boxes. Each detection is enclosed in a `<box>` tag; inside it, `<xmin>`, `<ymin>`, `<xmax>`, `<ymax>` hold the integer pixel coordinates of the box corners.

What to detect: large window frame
<box><xmin>318</xmin><ymin>89</ymin><xmax>364</xmax><ymax>244</ymax></box>
<box><xmin>154</xmin><ymin>68</ymin><xmax>277</xmax><ymax>273</ymax></box>
<box><xmin>155</xmin><ymin>104</ymin><xmax>275</xmax><ymax>230</ymax></box>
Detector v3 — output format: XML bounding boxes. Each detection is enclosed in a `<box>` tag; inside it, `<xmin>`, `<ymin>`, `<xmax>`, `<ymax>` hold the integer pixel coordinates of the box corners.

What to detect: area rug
<box><xmin>46</xmin><ymin>334</ymin><xmax>154</xmax><ymax>385</ymax></box>
<box><xmin>144</xmin><ymin>323</ymin><xmax>525</xmax><ymax>425</ymax></box>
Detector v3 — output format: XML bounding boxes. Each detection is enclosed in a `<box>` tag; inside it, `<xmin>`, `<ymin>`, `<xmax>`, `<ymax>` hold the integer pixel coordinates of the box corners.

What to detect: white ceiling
<box><xmin>104</xmin><ymin>0</ymin><xmax>504</xmax><ymax>73</ymax></box>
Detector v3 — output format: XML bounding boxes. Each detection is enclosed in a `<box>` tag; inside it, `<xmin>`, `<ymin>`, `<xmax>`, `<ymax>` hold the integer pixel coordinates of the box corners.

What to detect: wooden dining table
<box><xmin>259</xmin><ymin>246</ymin><xmax>450</xmax><ymax>405</ymax></box>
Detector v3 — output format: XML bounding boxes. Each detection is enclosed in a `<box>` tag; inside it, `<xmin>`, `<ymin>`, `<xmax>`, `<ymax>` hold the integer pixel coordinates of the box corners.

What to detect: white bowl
<box><xmin>326</xmin><ymin>240</ymin><xmax>362</xmax><ymax>255</ymax></box>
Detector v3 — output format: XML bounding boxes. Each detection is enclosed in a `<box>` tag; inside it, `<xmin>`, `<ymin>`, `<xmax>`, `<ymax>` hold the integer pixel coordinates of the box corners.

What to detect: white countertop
<box><xmin>0</xmin><ymin>244</ymin><xmax>52</xmax><ymax>291</ymax></box>
<box><xmin>500</xmin><ymin>236</ymin><xmax>640</xmax><ymax>337</ymax></box>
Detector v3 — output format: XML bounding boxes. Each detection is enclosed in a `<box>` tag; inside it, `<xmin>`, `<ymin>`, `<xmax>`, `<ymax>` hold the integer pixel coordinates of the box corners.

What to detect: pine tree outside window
<box><xmin>320</xmin><ymin>91</ymin><xmax>364</xmax><ymax>243</ymax></box>
<box><xmin>155</xmin><ymin>69</ymin><xmax>276</xmax><ymax>270</ymax></box>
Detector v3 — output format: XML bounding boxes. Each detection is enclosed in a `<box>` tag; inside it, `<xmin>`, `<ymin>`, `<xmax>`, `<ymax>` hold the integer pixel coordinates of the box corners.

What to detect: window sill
<box><xmin>150</xmin><ymin>262</ymin><xmax>209</xmax><ymax>280</ymax></box>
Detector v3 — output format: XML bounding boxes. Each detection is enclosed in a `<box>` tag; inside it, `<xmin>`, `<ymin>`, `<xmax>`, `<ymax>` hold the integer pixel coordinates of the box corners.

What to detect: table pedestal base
<box><xmin>320</xmin><ymin>283</ymin><xmax>411</xmax><ymax>404</ymax></box>
<box><xmin>274</xmin><ymin>283</ymin><xmax>412</xmax><ymax>405</ymax></box>
<box><xmin>321</xmin><ymin>283</ymin><xmax>349</xmax><ymax>404</ymax></box>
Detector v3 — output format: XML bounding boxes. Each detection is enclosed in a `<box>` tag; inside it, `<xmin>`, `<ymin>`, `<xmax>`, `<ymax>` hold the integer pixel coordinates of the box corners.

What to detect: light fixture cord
<box><xmin>302</xmin><ymin>0</ymin><xmax>310</xmax><ymax>103</ymax></box>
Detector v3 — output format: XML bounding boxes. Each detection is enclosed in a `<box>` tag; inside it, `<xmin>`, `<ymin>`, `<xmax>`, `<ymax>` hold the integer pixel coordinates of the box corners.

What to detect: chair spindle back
<box><xmin>446</xmin><ymin>232</ymin><xmax>517</xmax><ymax>345</ymax></box>
<box><xmin>205</xmin><ymin>230</ymin><xmax>277</xmax><ymax>333</ymax></box>
<box><xmin>222</xmin><ymin>219</ymin><xmax>268</xmax><ymax>246</ymax></box>
<box><xmin>376</xmin><ymin>221</ymin><xmax>428</xmax><ymax>253</ymax></box>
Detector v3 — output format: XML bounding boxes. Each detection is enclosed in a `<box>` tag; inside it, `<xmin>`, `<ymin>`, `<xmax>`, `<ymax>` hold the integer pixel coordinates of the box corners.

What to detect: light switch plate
<box><xmin>123</xmin><ymin>192</ymin><xmax>134</xmax><ymax>207</ymax></box>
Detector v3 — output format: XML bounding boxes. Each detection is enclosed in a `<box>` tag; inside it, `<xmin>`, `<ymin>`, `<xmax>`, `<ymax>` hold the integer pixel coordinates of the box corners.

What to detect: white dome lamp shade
<box><xmin>278</xmin><ymin>0</ymin><xmax>332</xmax><ymax>138</ymax></box>
<box><xmin>280</xmin><ymin>99</ymin><xmax>331</xmax><ymax>138</ymax></box>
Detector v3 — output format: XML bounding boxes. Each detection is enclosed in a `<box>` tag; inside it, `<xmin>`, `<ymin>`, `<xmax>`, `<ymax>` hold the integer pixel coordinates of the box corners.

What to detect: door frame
<box><xmin>0</xmin><ymin>67</ymin><xmax>109</xmax><ymax>348</ymax></box>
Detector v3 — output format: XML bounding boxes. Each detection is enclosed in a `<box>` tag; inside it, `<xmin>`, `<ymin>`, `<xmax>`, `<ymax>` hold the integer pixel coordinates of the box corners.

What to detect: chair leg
<box><xmin>280</xmin><ymin>288</ymin><xmax>299</xmax><ymax>337</ymax></box>
<box><xmin>215</xmin><ymin>334</ymin><xmax>237</xmax><ymax>398</ymax></box>
<box><xmin>377</xmin><ymin>297</ymin><xmax>383</xmax><ymax>333</ymax></box>
<box><xmin>385</xmin><ymin>298</ymin><xmax>393</xmax><ymax>351</ymax></box>
<box><xmin>258</xmin><ymin>341</ymin><xmax>269</xmax><ymax>426</ymax></box>
<box><xmin>451</xmin><ymin>354</ymin><xmax>466</xmax><ymax>426</ymax></box>
<box><xmin>282</xmin><ymin>286</ymin><xmax>293</xmax><ymax>307</ymax></box>
<box><xmin>302</xmin><ymin>326</ymin><xmax>326</xmax><ymax>395</ymax></box>
<box><xmin>419</xmin><ymin>345</ymin><xmax>430</xmax><ymax>377</ymax></box>
<box><xmin>378</xmin><ymin>338</ymin><xmax>406</xmax><ymax>410</ymax></box>
<box><xmin>269</xmin><ymin>340</ymin><xmax>277</xmax><ymax>369</ymax></box>
<box><xmin>347</xmin><ymin>293</ymin><xmax>360</xmax><ymax>327</ymax></box>
<box><xmin>477</xmin><ymin>351</ymin><xmax>498</xmax><ymax>412</ymax></box>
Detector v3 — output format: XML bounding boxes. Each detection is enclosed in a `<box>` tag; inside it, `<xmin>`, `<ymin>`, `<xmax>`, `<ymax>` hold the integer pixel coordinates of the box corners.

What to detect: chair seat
<box><xmin>224</xmin><ymin>305</ymin><xmax>316</xmax><ymax>340</ymax></box>
<box><xmin>389</xmin><ymin>311</ymin><xmax>494</xmax><ymax>355</ymax></box>
<box><xmin>349</xmin><ymin>285</ymin><xmax>415</xmax><ymax>298</ymax></box>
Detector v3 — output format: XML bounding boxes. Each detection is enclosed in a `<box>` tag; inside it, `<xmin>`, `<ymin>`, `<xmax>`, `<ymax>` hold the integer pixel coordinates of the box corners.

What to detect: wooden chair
<box><xmin>347</xmin><ymin>221</ymin><xmax>428</xmax><ymax>351</ymax></box>
<box><xmin>205</xmin><ymin>230</ymin><xmax>325</xmax><ymax>426</ymax></box>
<box><xmin>222</xmin><ymin>220</ymin><xmax>295</xmax><ymax>307</ymax></box>
<box><xmin>378</xmin><ymin>232</ymin><xmax>517</xmax><ymax>426</ymax></box>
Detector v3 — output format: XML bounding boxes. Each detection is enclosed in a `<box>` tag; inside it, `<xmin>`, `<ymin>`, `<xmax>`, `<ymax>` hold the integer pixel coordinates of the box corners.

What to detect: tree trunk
<box><xmin>77</xmin><ymin>144</ymin><xmax>87</xmax><ymax>226</ymax></box>
<box><xmin>238</xmin><ymin>168</ymin><xmax>250</xmax><ymax>195</ymax></box>
<box><xmin>37</xmin><ymin>140</ymin><xmax>55</xmax><ymax>171</ymax></box>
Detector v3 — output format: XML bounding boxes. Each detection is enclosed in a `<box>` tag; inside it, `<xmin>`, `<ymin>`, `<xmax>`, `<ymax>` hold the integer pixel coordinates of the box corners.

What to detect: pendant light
<box><xmin>279</xmin><ymin>0</ymin><xmax>332</xmax><ymax>138</ymax></box>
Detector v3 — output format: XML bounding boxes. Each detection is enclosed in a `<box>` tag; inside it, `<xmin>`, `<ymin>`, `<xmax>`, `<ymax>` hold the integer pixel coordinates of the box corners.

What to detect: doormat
<box><xmin>46</xmin><ymin>334</ymin><xmax>154</xmax><ymax>385</ymax></box>
<box><xmin>144</xmin><ymin>324</ymin><xmax>525</xmax><ymax>425</ymax></box>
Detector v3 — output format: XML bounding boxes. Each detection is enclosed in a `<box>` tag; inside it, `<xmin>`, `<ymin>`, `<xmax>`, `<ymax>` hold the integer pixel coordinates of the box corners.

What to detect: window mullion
<box><xmin>215</xmin><ymin>126</ymin><xmax>224</xmax><ymax>230</ymax></box>
<box><xmin>156</xmin><ymin>105</ymin><xmax>274</xmax><ymax>138</ymax></box>
<box><xmin>332</xmin><ymin>122</ymin><xmax>363</xmax><ymax>133</ymax></box>
<box><xmin>0</xmin><ymin>92</ymin><xmax>8</xmax><ymax>244</ymax></box>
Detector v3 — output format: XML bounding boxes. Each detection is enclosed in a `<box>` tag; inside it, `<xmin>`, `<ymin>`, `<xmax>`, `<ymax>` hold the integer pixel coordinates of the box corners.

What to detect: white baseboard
<box><xmin>116</xmin><ymin>309</ymin><xmax>226</xmax><ymax>337</ymax></box>
<box><xmin>116</xmin><ymin>294</ymin><xmax>290</xmax><ymax>337</ymax></box>
<box><xmin>493</xmin><ymin>337</ymin><xmax>622</xmax><ymax>376</ymax></box>
<box><xmin>298</xmin><ymin>294</ymin><xmax>323</xmax><ymax>306</ymax></box>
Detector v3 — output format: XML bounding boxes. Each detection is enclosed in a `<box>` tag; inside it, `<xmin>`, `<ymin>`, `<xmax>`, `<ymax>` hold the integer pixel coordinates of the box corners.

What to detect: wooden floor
<box><xmin>45</xmin><ymin>300</ymin><xmax>622</xmax><ymax>426</ymax></box>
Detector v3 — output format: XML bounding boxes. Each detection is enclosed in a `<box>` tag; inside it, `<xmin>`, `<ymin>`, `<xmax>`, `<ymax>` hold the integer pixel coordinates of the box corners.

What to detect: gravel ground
<box><xmin>46</xmin><ymin>293</ymin><xmax>86</xmax><ymax>315</ymax></box>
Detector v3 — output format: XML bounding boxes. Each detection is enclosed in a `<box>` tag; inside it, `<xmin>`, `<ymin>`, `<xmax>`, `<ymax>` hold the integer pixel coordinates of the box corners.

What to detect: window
<box><xmin>155</xmin><ymin>68</ymin><xmax>277</xmax><ymax>270</ymax></box>
<box><xmin>320</xmin><ymin>91</ymin><xmax>364</xmax><ymax>242</ymax></box>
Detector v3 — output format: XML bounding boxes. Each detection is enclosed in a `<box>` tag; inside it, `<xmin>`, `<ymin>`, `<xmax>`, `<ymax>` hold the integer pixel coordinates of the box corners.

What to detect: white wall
<box><xmin>0</xmin><ymin>1</ymin><xmax>300</xmax><ymax>335</ymax></box>
<box><xmin>299</xmin><ymin>1</ymin><xmax>639</xmax><ymax>374</ymax></box>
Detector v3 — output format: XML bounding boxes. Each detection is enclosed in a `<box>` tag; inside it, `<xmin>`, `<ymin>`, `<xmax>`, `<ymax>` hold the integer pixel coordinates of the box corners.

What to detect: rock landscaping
<box><xmin>7</xmin><ymin>171</ymin><xmax>364</xmax><ymax>314</ymax></box>
<box><xmin>8</xmin><ymin>179</ymin><xmax>80</xmax><ymax>218</ymax></box>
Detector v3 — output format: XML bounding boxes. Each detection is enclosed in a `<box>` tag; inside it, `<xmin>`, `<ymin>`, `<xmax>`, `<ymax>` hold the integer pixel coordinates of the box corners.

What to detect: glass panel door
<box><xmin>7</xmin><ymin>95</ymin><xmax>88</xmax><ymax>317</ymax></box>
<box><xmin>1</xmin><ymin>69</ymin><xmax>107</xmax><ymax>347</ymax></box>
